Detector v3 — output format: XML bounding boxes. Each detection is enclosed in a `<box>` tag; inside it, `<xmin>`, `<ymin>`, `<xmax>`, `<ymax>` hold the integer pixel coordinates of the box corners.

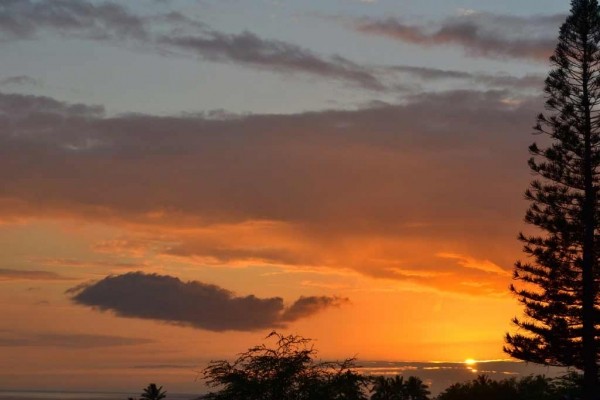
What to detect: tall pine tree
<box><xmin>505</xmin><ymin>1</ymin><xmax>600</xmax><ymax>399</ymax></box>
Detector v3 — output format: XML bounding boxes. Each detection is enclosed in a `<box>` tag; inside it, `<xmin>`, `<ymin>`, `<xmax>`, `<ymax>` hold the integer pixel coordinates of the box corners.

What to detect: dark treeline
<box><xmin>436</xmin><ymin>374</ymin><xmax>581</xmax><ymax>400</ymax></box>
<box><xmin>128</xmin><ymin>332</ymin><xmax>582</xmax><ymax>400</ymax></box>
<box><xmin>132</xmin><ymin>374</ymin><xmax>581</xmax><ymax>400</ymax></box>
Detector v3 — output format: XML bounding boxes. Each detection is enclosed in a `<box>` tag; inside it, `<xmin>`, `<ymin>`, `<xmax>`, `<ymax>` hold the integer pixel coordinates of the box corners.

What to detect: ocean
<box><xmin>0</xmin><ymin>392</ymin><xmax>197</xmax><ymax>400</ymax></box>
<box><xmin>0</xmin><ymin>360</ymin><xmax>568</xmax><ymax>398</ymax></box>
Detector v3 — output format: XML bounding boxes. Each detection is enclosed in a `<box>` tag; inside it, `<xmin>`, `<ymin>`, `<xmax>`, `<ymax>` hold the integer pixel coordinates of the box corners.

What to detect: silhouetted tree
<box><xmin>504</xmin><ymin>1</ymin><xmax>600</xmax><ymax>398</ymax></box>
<box><xmin>436</xmin><ymin>375</ymin><xmax>558</xmax><ymax>400</ymax></box>
<box><xmin>370</xmin><ymin>376</ymin><xmax>395</xmax><ymax>400</ymax></box>
<box><xmin>370</xmin><ymin>375</ymin><xmax>429</xmax><ymax>400</ymax></box>
<box><xmin>404</xmin><ymin>376</ymin><xmax>429</xmax><ymax>400</ymax></box>
<box><xmin>140</xmin><ymin>383</ymin><xmax>167</xmax><ymax>400</ymax></box>
<box><xmin>370</xmin><ymin>376</ymin><xmax>405</xmax><ymax>400</ymax></box>
<box><xmin>202</xmin><ymin>331</ymin><xmax>368</xmax><ymax>400</ymax></box>
<box><xmin>552</xmin><ymin>371</ymin><xmax>584</xmax><ymax>399</ymax></box>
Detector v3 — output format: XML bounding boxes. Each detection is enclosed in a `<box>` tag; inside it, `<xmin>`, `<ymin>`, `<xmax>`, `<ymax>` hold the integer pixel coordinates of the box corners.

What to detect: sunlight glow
<box><xmin>464</xmin><ymin>358</ymin><xmax>477</xmax><ymax>366</ymax></box>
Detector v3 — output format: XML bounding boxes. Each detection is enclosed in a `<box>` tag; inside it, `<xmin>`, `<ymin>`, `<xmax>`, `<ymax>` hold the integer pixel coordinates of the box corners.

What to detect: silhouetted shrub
<box><xmin>370</xmin><ymin>375</ymin><xmax>430</xmax><ymax>400</ymax></box>
<box><xmin>435</xmin><ymin>374</ymin><xmax>581</xmax><ymax>400</ymax></box>
<box><xmin>201</xmin><ymin>331</ymin><xmax>368</xmax><ymax>400</ymax></box>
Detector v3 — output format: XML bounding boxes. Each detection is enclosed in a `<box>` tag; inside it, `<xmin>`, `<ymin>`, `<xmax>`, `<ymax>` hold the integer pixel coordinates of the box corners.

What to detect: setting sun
<box><xmin>0</xmin><ymin>0</ymin><xmax>590</xmax><ymax>398</ymax></box>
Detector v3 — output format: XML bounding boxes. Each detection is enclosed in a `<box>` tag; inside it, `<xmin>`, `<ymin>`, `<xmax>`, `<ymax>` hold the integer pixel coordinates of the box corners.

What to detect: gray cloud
<box><xmin>388</xmin><ymin>65</ymin><xmax>544</xmax><ymax>90</ymax></box>
<box><xmin>0</xmin><ymin>0</ymin><xmax>383</xmax><ymax>90</ymax></box>
<box><xmin>281</xmin><ymin>295</ymin><xmax>349</xmax><ymax>321</ymax></box>
<box><xmin>0</xmin><ymin>2</ymin><xmax>554</xmax><ymax>89</ymax></box>
<box><xmin>0</xmin><ymin>75</ymin><xmax>40</xmax><ymax>87</ymax></box>
<box><xmin>69</xmin><ymin>272</ymin><xmax>348</xmax><ymax>331</ymax></box>
<box><xmin>0</xmin><ymin>0</ymin><xmax>147</xmax><ymax>40</ymax></box>
<box><xmin>0</xmin><ymin>331</ymin><xmax>154</xmax><ymax>348</ymax></box>
<box><xmin>158</xmin><ymin>31</ymin><xmax>384</xmax><ymax>90</ymax></box>
<box><xmin>0</xmin><ymin>89</ymin><xmax>538</xmax><ymax>227</ymax></box>
<box><xmin>354</xmin><ymin>13</ymin><xmax>563</xmax><ymax>61</ymax></box>
<box><xmin>0</xmin><ymin>268</ymin><xmax>71</xmax><ymax>281</ymax></box>
<box><xmin>0</xmin><ymin>91</ymin><xmax>104</xmax><ymax>119</ymax></box>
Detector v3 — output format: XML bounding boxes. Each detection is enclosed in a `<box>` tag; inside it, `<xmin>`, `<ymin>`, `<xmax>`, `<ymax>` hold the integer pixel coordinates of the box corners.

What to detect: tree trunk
<box><xmin>581</xmin><ymin>24</ymin><xmax>598</xmax><ymax>398</ymax></box>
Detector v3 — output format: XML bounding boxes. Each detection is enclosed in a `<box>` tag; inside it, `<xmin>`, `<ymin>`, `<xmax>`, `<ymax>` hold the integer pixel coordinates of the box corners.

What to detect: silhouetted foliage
<box><xmin>141</xmin><ymin>384</ymin><xmax>167</xmax><ymax>400</ymax></box>
<box><xmin>435</xmin><ymin>374</ymin><xmax>575</xmax><ymax>400</ymax></box>
<box><xmin>504</xmin><ymin>1</ymin><xmax>600</xmax><ymax>398</ymax></box>
<box><xmin>201</xmin><ymin>331</ymin><xmax>368</xmax><ymax>400</ymax></box>
<box><xmin>127</xmin><ymin>383</ymin><xmax>167</xmax><ymax>400</ymax></box>
<box><xmin>553</xmin><ymin>371</ymin><xmax>584</xmax><ymax>399</ymax></box>
<box><xmin>370</xmin><ymin>375</ymin><xmax>430</xmax><ymax>400</ymax></box>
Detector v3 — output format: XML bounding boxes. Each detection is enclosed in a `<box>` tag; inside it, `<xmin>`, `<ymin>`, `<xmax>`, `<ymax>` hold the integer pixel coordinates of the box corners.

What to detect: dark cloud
<box><xmin>0</xmin><ymin>0</ymin><xmax>382</xmax><ymax>90</ymax></box>
<box><xmin>354</xmin><ymin>13</ymin><xmax>563</xmax><ymax>61</ymax></box>
<box><xmin>0</xmin><ymin>2</ymin><xmax>554</xmax><ymax>89</ymax></box>
<box><xmin>158</xmin><ymin>31</ymin><xmax>384</xmax><ymax>90</ymax></box>
<box><xmin>388</xmin><ymin>65</ymin><xmax>544</xmax><ymax>90</ymax></box>
<box><xmin>0</xmin><ymin>268</ymin><xmax>71</xmax><ymax>281</ymax></box>
<box><xmin>389</xmin><ymin>65</ymin><xmax>473</xmax><ymax>80</ymax></box>
<box><xmin>0</xmin><ymin>89</ymin><xmax>537</xmax><ymax>227</ymax></box>
<box><xmin>0</xmin><ymin>91</ymin><xmax>104</xmax><ymax>118</ymax></box>
<box><xmin>281</xmin><ymin>296</ymin><xmax>349</xmax><ymax>321</ymax></box>
<box><xmin>69</xmin><ymin>272</ymin><xmax>348</xmax><ymax>331</ymax></box>
<box><xmin>0</xmin><ymin>0</ymin><xmax>147</xmax><ymax>40</ymax></box>
<box><xmin>0</xmin><ymin>331</ymin><xmax>154</xmax><ymax>348</ymax></box>
<box><xmin>0</xmin><ymin>75</ymin><xmax>39</xmax><ymax>87</ymax></box>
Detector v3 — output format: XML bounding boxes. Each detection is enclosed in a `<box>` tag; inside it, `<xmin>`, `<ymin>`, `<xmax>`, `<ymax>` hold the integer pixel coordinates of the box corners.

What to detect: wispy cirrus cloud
<box><xmin>0</xmin><ymin>0</ymin><xmax>383</xmax><ymax>90</ymax></box>
<box><xmin>0</xmin><ymin>268</ymin><xmax>72</xmax><ymax>281</ymax></box>
<box><xmin>353</xmin><ymin>12</ymin><xmax>562</xmax><ymax>61</ymax></box>
<box><xmin>69</xmin><ymin>272</ymin><xmax>349</xmax><ymax>331</ymax></box>
<box><xmin>0</xmin><ymin>0</ymin><xmax>148</xmax><ymax>40</ymax></box>
<box><xmin>36</xmin><ymin>257</ymin><xmax>149</xmax><ymax>271</ymax></box>
<box><xmin>0</xmin><ymin>2</ymin><xmax>556</xmax><ymax>91</ymax></box>
<box><xmin>0</xmin><ymin>330</ymin><xmax>153</xmax><ymax>348</ymax></box>
<box><xmin>387</xmin><ymin>65</ymin><xmax>543</xmax><ymax>90</ymax></box>
<box><xmin>436</xmin><ymin>253</ymin><xmax>511</xmax><ymax>277</ymax></box>
<box><xmin>157</xmin><ymin>31</ymin><xmax>384</xmax><ymax>90</ymax></box>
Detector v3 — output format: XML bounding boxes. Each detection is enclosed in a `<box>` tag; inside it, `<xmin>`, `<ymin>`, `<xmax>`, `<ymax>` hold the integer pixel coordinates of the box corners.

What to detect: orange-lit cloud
<box><xmin>436</xmin><ymin>253</ymin><xmax>511</xmax><ymax>277</ymax></box>
<box><xmin>0</xmin><ymin>89</ymin><xmax>537</xmax><ymax>296</ymax></box>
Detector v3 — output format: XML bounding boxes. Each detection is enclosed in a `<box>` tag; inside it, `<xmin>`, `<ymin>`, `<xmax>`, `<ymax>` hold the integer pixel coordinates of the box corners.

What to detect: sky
<box><xmin>0</xmin><ymin>0</ymin><xmax>574</xmax><ymax>395</ymax></box>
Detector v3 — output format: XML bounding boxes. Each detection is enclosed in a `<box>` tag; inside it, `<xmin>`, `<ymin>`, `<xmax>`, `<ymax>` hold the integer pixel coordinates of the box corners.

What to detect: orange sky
<box><xmin>0</xmin><ymin>92</ymin><xmax>536</xmax><ymax>391</ymax></box>
<box><xmin>0</xmin><ymin>218</ymin><xmax>521</xmax><ymax>392</ymax></box>
<box><xmin>0</xmin><ymin>0</ymin><xmax>571</xmax><ymax>394</ymax></box>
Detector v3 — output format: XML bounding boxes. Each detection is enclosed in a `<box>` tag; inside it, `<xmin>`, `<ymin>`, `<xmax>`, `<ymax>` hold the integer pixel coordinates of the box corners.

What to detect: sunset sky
<box><xmin>0</xmin><ymin>0</ymin><xmax>573</xmax><ymax>394</ymax></box>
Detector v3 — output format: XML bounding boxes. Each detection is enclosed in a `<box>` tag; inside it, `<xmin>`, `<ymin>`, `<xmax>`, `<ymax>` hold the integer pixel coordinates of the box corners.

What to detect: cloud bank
<box><xmin>0</xmin><ymin>88</ymin><xmax>539</xmax><ymax>295</ymax></box>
